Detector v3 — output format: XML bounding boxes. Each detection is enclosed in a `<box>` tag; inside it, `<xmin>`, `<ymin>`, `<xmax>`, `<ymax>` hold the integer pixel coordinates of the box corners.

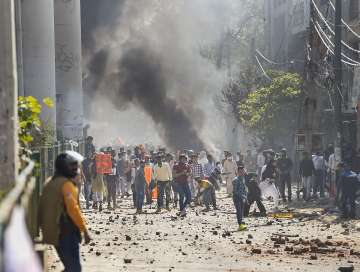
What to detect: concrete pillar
<box><xmin>0</xmin><ymin>0</ymin><xmax>18</xmax><ymax>188</ymax></box>
<box><xmin>54</xmin><ymin>0</ymin><xmax>84</xmax><ymax>140</ymax></box>
<box><xmin>20</xmin><ymin>0</ymin><xmax>57</xmax><ymax>130</ymax></box>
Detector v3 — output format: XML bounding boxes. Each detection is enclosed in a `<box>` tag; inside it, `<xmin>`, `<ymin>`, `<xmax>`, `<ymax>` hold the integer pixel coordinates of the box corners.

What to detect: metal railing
<box><xmin>29</xmin><ymin>140</ymin><xmax>85</xmax><ymax>237</ymax></box>
<box><xmin>0</xmin><ymin>160</ymin><xmax>35</xmax><ymax>271</ymax></box>
<box><xmin>0</xmin><ymin>139</ymin><xmax>85</xmax><ymax>271</ymax></box>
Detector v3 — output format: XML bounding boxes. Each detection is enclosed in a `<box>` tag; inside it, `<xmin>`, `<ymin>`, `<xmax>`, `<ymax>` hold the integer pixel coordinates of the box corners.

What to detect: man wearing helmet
<box><xmin>39</xmin><ymin>151</ymin><xmax>91</xmax><ymax>272</ymax></box>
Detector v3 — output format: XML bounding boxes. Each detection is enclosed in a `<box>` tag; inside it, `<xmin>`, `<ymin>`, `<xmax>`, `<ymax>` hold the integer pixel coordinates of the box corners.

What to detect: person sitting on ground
<box><xmin>232</xmin><ymin>165</ymin><xmax>248</xmax><ymax>231</ymax></box>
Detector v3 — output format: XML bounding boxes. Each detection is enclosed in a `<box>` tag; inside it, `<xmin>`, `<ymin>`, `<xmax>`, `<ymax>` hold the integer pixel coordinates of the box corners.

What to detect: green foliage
<box><xmin>238</xmin><ymin>70</ymin><xmax>303</xmax><ymax>143</ymax></box>
<box><xmin>18</xmin><ymin>96</ymin><xmax>54</xmax><ymax>149</ymax></box>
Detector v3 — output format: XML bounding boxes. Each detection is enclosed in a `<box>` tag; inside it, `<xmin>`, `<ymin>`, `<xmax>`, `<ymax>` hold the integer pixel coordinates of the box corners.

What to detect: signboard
<box><xmin>95</xmin><ymin>153</ymin><xmax>112</xmax><ymax>174</ymax></box>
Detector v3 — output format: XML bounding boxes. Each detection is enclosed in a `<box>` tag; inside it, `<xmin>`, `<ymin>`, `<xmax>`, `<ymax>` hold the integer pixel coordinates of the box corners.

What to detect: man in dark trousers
<box><xmin>232</xmin><ymin>165</ymin><xmax>248</xmax><ymax>231</ymax></box>
<box><xmin>244</xmin><ymin>172</ymin><xmax>266</xmax><ymax>217</ymax></box>
<box><xmin>299</xmin><ymin>152</ymin><xmax>315</xmax><ymax>201</ymax></box>
<box><xmin>340</xmin><ymin>163</ymin><xmax>359</xmax><ymax>219</ymax></box>
<box><xmin>277</xmin><ymin>148</ymin><xmax>293</xmax><ymax>202</ymax></box>
<box><xmin>105</xmin><ymin>150</ymin><xmax>117</xmax><ymax>210</ymax></box>
<box><xmin>39</xmin><ymin>152</ymin><xmax>91</xmax><ymax>272</ymax></box>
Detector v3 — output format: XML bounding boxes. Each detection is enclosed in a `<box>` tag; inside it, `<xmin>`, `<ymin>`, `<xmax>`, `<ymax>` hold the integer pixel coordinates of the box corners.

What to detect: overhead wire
<box><xmin>314</xmin><ymin>20</ymin><xmax>360</xmax><ymax>65</ymax></box>
<box><xmin>311</xmin><ymin>0</ymin><xmax>360</xmax><ymax>54</ymax></box>
<box><xmin>327</xmin><ymin>0</ymin><xmax>360</xmax><ymax>40</ymax></box>
<box><xmin>313</xmin><ymin>19</ymin><xmax>360</xmax><ymax>66</ymax></box>
<box><xmin>254</xmin><ymin>55</ymin><xmax>272</xmax><ymax>81</ymax></box>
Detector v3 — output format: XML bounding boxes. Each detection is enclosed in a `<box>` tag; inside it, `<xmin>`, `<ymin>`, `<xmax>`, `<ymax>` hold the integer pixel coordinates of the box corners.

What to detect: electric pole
<box><xmin>334</xmin><ymin>0</ymin><xmax>342</xmax><ymax>161</ymax></box>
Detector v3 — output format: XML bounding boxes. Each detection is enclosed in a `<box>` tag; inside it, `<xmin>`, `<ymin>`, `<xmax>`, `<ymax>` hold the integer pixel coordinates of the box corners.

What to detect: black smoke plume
<box><xmin>81</xmin><ymin>1</ymin><xmax>207</xmax><ymax>150</ymax></box>
<box><xmin>115</xmin><ymin>45</ymin><xmax>205</xmax><ymax>150</ymax></box>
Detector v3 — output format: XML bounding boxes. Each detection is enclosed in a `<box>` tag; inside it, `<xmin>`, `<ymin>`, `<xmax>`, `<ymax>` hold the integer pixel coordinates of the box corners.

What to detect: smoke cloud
<box><xmin>81</xmin><ymin>0</ymin><xmax>242</xmax><ymax>150</ymax></box>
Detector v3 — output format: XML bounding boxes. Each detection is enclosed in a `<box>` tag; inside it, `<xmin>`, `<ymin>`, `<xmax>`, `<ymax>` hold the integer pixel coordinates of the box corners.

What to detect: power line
<box><xmin>313</xmin><ymin>19</ymin><xmax>360</xmax><ymax>66</ymax></box>
<box><xmin>327</xmin><ymin>0</ymin><xmax>360</xmax><ymax>40</ymax></box>
<box><xmin>254</xmin><ymin>55</ymin><xmax>272</xmax><ymax>81</ymax></box>
<box><xmin>255</xmin><ymin>49</ymin><xmax>304</xmax><ymax>66</ymax></box>
<box><xmin>314</xmin><ymin>21</ymin><xmax>360</xmax><ymax>65</ymax></box>
<box><xmin>311</xmin><ymin>0</ymin><xmax>360</xmax><ymax>54</ymax></box>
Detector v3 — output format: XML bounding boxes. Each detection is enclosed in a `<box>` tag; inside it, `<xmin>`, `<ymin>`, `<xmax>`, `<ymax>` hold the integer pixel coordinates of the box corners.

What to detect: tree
<box><xmin>18</xmin><ymin>96</ymin><xmax>54</xmax><ymax>160</ymax></box>
<box><xmin>238</xmin><ymin>70</ymin><xmax>303</xmax><ymax>146</ymax></box>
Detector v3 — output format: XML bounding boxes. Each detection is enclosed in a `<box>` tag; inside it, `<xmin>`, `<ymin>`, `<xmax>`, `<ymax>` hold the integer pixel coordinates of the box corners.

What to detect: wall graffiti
<box><xmin>56</xmin><ymin>43</ymin><xmax>77</xmax><ymax>72</ymax></box>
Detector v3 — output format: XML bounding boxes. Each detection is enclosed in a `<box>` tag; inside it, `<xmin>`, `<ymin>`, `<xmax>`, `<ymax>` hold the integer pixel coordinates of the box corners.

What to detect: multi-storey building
<box><xmin>265</xmin><ymin>0</ymin><xmax>360</xmax><ymax>149</ymax></box>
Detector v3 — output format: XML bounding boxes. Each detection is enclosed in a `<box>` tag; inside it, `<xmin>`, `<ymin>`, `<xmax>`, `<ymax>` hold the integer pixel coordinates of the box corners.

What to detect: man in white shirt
<box><xmin>257</xmin><ymin>150</ymin><xmax>266</xmax><ymax>181</ymax></box>
<box><xmin>312</xmin><ymin>152</ymin><xmax>325</xmax><ymax>197</ymax></box>
<box><xmin>327</xmin><ymin>152</ymin><xmax>337</xmax><ymax>197</ymax></box>
<box><xmin>223</xmin><ymin>153</ymin><xmax>238</xmax><ymax>196</ymax></box>
<box><xmin>153</xmin><ymin>155</ymin><xmax>173</xmax><ymax>212</ymax></box>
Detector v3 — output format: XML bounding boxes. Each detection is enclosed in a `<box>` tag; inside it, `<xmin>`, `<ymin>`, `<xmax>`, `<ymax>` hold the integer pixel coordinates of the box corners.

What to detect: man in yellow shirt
<box><xmin>153</xmin><ymin>155</ymin><xmax>173</xmax><ymax>212</ymax></box>
<box><xmin>39</xmin><ymin>151</ymin><xmax>91</xmax><ymax>272</ymax></box>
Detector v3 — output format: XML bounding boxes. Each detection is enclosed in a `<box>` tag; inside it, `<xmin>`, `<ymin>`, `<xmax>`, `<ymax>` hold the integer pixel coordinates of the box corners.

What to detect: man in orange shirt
<box><xmin>39</xmin><ymin>151</ymin><xmax>91</xmax><ymax>272</ymax></box>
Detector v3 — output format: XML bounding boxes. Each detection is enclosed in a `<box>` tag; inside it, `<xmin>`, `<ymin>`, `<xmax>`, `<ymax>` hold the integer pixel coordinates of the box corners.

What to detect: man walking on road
<box><xmin>154</xmin><ymin>155</ymin><xmax>173</xmax><ymax>212</ymax></box>
<box><xmin>39</xmin><ymin>152</ymin><xmax>91</xmax><ymax>272</ymax></box>
<box><xmin>173</xmin><ymin>154</ymin><xmax>192</xmax><ymax>216</ymax></box>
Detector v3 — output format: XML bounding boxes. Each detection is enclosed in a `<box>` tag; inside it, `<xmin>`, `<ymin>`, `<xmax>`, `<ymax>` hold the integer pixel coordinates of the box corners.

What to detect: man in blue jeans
<box><xmin>233</xmin><ymin>164</ymin><xmax>248</xmax><ymax>231</ymax></box>
<box><xmin>153</xmin><ymin>155</ymin><xmax>173</xmax><ymax>212</ymax></box>
<box><xmin>173</xmin><ymin>154</ymin><xmax>192</xmax><ymax>216</ymax></box>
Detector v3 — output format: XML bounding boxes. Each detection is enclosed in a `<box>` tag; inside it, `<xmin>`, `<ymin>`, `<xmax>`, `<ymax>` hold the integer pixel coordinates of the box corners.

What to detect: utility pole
<box><xmin>0</xmin><ymin>0</ymin><xmax>18</xmax><ymax>189</ymax></box>
<box><xmin>334</xmin><ymin>0</ymin><xmax>342</xmax><ymax>162</ymax></box>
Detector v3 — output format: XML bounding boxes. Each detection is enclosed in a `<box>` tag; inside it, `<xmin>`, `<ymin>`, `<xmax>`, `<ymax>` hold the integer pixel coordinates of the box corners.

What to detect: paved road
<box><xmin>49</xmin><ymin>189</ymin><xmax>360</xmax><ymax>272</ymax></box>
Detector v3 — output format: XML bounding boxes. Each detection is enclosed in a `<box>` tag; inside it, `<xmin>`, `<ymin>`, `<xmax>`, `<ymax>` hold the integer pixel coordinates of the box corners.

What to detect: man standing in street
<box><xmin>84</xmin><ymin>136</ymin><xmax>95</xmax><ymax>158</ymax></box>
<box><xmin>173</xmin><ymin>154</ymin><xmax>192</xmax><ymax>216</ymax></box>
<box><xmin>232</xmin><ymin>165</ymin><xmax>248</xmax><ymax>231</ymax></box>
<box><xmin>312</xmin><ymin>151</ymin><xmax>325</xmax><ymax>198</ymax></box>
<box><xmin>204</xmin><ymin>154</ymin><xmax>216</xmax><ymax>179</ymax></box>
<box><xmin>277</xmin><ymin>148</ymin><xmax>293</xmax><ymax>202</ymax></box>
<box><xmin>223</xmin><ymin>153</ymin><xmax>238</xmax><ymax>197</ymax></box>
<box><xmin>190</xmin><ymin>153</ymin><xmax>205</xmax><ymax>196</ymax></box>
<box><xmin>105</xmin><ymin>150</ymin><xmax>118</xmax><ymax>210</ymax></box>
<box><xmin>299</xmin><ymin>152</ymin><xmax>315</xmax><ymax>201</ymax></box>
<box><xmin>153</xmin><ymin>155</ymin><xmax>173</xmax><ymax>212</ymax></box>
<box><xmin>39</xmin><ymin>152</ymin><xmax>91</xmax><ymax>272</ymax></box>
<box><xmin>82</xmin><ymin>153</ymin><xmax>93</xmax><ymax>209</ymax></box>
<box><xmin>116</xmin><ymin>151</ymin><xmax>128</xmax><ymax>198</ymax></box>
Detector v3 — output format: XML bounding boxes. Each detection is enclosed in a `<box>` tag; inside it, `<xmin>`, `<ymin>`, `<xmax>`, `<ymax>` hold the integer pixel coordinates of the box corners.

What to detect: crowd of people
<box><xmin>37</xmin><ymin>136</ymin><xmax>360</xmax><ymax>272</ymax></box>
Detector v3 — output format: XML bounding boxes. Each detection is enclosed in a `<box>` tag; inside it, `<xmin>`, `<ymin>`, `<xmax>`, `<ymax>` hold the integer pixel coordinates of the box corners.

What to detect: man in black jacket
<box><xmin>244</xmin><ymin>172</ymin><xmax>266</xmax><ymax>217</ymax></box>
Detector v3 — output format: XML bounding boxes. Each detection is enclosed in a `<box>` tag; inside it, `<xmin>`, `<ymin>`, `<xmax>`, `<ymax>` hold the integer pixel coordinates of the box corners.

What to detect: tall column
<box><xmin>0</xmin><ymin>0</ymin><xmax>18</xmax><ymax>188</ymax></box>
<box><xmin>54</xmin><ymin>0</ymin><xmax>84</xmax><ymax>140</ymax></box>
<box><xmin>21</xmin><ymin>0</ymin><xmax>57</xmax><ymax>132</ymax></box>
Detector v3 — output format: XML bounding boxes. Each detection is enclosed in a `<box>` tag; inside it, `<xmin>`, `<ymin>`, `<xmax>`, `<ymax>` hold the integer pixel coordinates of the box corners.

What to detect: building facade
<box><xmin>265</xmin><ymin>0</ymin><xmax>360</xmax><ymax>149</ymax></box>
